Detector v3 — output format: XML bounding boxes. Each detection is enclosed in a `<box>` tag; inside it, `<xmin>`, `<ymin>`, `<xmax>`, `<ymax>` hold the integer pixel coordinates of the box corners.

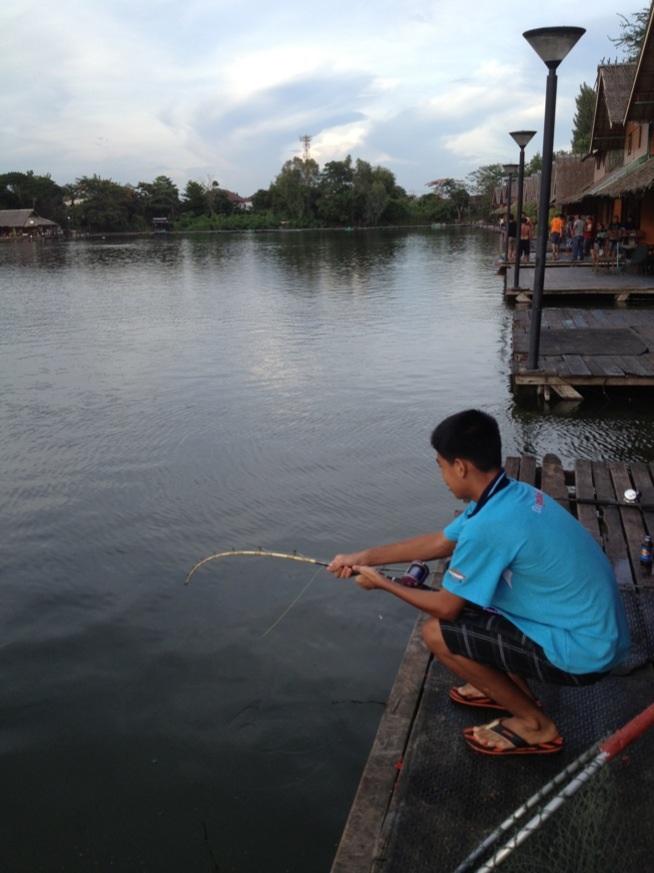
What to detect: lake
<box><xmin>3</xmin><ymin>228</ymin><xmax>654</xmax><ymax>872</ymax></box>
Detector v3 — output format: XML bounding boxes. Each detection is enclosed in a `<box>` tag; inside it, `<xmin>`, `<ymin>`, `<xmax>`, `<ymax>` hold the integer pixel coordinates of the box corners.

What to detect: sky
<box><xmin>2</xmin><ymin>1</ymin><xmax>644</xmax><ymax>197</ymax></box>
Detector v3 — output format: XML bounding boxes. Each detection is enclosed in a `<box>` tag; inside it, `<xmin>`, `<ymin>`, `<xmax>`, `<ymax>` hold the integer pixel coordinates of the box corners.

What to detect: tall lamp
<box><xmin>502</xmin><ymin>164</ymin><xmax>519</xmax><ymax>264</ymax></box>
<box><xmin>524</xmin><ymin>26</ymin><xmax>585</xmax><ymax>371</ymax></box>
<box><xmin>510</xmin><ymin>130</ymin><xmax>536</xmax><ymax>292</ymax></box>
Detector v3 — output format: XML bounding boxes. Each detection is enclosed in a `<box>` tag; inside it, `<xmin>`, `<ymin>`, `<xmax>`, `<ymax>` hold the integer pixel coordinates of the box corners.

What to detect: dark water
<box><xmin>2</xmin><ymin>229</ymin><xmax>654</xmax><ymax>873</ymax></box>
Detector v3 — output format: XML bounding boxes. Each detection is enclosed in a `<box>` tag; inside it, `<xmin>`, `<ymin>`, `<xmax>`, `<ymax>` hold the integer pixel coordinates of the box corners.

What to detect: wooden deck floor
<box><xmin>512</xmin><ymin>307</ymin><xmax>654</xmax><ymax>398</ymax></box>
<box><xmin>330</xmin><ymin>455</ymin><xmax>654</xmax><ymax>873</ymax></box>
<box><xmin>502</xmin><ymin>260</ymin><xmax>654</xmax><ymax>303</ymax></box>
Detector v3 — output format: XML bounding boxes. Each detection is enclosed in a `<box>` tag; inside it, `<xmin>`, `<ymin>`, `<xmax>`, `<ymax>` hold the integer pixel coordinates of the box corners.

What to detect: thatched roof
<box><xmin>551</xmin><ymin>155</ymin><xmax>594</xmax><ymax>209</ymax></box>
<box><xmin>626</xmin><ymin>6</ymin><xmax>654</xmax><ymax>122</ymax></box>
<box><xmin>590</xmin><ymin>64</ymin><xmax>636</xmax><ymax>151</ymax></box>
<box><xmin>0</xmin><ymin>208</ymin><xmax>58</xmax><ymax>228</ymax></box>
<box><xmin>576</xmin><ymin>157</ymin><xmax>654</xmax><ymax>200</ymax></box>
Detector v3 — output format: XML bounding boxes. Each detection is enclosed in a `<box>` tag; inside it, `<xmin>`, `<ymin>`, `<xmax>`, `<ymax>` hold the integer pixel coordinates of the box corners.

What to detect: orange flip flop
<box><xmin>449</xmin><ymin>686</ymin><xmax>507</xmax><ymax>711</ymax></box>
<box><xmin>464</xmin><ymin>719</ymin><xmax>564</xmax><ymax>757</ymax></box>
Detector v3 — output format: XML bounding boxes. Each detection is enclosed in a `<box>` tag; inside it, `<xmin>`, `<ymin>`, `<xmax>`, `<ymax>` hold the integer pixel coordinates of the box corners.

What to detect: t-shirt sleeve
<box><xmin>442</xmin><ymin>521</ymin><xmax>514</xmax><ymax>607</ymax></box>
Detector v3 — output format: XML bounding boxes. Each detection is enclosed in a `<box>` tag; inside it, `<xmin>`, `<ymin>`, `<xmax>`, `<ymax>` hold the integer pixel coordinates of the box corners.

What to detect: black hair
<box><xmin>430</xmin><ymin>409</ymin><xmax>502</xmax><ymax>472</ymax></box>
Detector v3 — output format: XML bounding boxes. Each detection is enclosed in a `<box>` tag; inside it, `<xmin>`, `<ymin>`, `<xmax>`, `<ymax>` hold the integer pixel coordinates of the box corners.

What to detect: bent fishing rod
<box><xmin>184</xmin><ymin>549</ymin><xmax>436</xmax><ymax>589</ymax></box>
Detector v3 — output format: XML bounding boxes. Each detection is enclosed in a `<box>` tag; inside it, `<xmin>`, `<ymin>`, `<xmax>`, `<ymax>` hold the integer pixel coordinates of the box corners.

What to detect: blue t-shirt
<box><xmin>442</xmin><ymin>478</ymin><xmax>631</xmax><ymax>674</ymax></box>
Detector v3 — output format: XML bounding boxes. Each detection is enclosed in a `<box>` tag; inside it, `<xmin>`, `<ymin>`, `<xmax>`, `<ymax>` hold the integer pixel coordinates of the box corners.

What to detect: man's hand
<box><xmin>351</xmin><ymin>566</ymin><xmax>387</xmax><ymax>591</ymax></box>
<box><xmin>328</xmin><ymin>553</ymin><xmax>365</xmax><ymax>578</ymax></box>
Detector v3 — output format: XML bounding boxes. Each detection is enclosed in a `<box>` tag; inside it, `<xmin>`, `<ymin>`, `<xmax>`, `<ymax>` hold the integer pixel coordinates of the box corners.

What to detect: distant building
<box><xmin>563</xmin><ymin>8</ymin><xmax>654</xmax><ymax>237</ymax></box>
<box><xmin>224</xmin><ymin>191</ymin><xmax>253</xmax><ymax>211</ymax></box>
<box><xmin>0</xmin><ymin>208</ymin><xmax>61</xmax><ymax>238</ymax></box>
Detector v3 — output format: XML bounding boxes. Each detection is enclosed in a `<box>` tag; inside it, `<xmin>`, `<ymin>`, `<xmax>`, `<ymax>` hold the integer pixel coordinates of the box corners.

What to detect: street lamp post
<box><xmin>502</xmin><ymin>164</ymin><xmax>519</xmax><ymax>265</ymax></box>
<box><xmin>509</xmin><ymin>130</ymin><xmax>536</xmax><ymax>292</ymax></box>
<box><xmin>523</xmin><ymin>26</ymin><xmax>585</xmax><ymax>371</ymax></box>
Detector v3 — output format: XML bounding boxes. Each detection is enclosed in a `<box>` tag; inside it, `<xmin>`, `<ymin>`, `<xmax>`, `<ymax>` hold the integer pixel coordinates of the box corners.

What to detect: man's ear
<box><xmin>453</xmin><ymin>457</ymin><xmax>468</xmax><ymax>479</ymax></box>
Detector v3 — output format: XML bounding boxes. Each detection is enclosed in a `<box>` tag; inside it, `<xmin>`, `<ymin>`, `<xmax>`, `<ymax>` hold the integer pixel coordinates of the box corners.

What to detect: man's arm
<box><xmin>328</xmin><ymin>531</ymin><xmax>456</xmax><ymax>578</ymax></box>
<box><xmin>351</xmin><ymin>565</ymin><xmax>465</xmax><ymax>620</ymax></box>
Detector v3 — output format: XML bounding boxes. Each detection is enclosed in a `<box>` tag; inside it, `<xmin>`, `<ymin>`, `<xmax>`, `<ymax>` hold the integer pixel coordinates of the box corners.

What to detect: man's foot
<box><xmin>464</xmin><ymin>717</ymin><xmax>562</xmax><ymax>756</ymax></box>
<box><xmin>449</xmin><ymin>684</ymin><xmax>507</xmax><ymax>711</ymax></box>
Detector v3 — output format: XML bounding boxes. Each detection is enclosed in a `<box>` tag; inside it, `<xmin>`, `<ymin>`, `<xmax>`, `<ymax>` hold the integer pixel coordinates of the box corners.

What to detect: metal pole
<box><xmin>527</xmin><ymin>66</ymin><xmax>558</xmax><ymax>370</ymax></box>
<box><xmin>512</xmin><ymin>149</ymin><xmax>526</xmax><ymax>290</ymax></box>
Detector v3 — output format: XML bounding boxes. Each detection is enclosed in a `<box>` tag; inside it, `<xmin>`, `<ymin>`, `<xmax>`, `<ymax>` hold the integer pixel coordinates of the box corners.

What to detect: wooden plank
<box><xmin>562</xmin><ymin>354</ymin><xmax>593</xmax><ymax>376</ymax></box>
<box><xmin>330</xmin><ymin>611</ymin><xmax>433</xmax><ymax>873</ymax></box>
<box><xmin>504</xmin><ymin>456</ymin><xmax>521</xmax><ymax>480</ymax></box>
<box><xmin>541</xmin><ymin>453</ymin><xmax>570</xmax><ymax>511</ymax></box>
<box><xmin>517</xmin><ymin>455</ymin><xmax>537</xmax><ymax>486</ymax></box>
<box><xmin>628</xmin><ymin>462</ymin><xmax>654</xmax><ymax>590</ymax></box>
<box><xmin>588</xmin><ymin>357</ymin><xmax>628</xmax><ymax>377</ymax></box>
<box><xmin>609</xmin><ymin>462</ymin><xmax>646</xmax><ymax>587</ymax></box>
<box><xmin>574</xmin><ymin>459</ymin><xmax>603</xmax><ymax>546</ymax></box>
<box><xmin>593</xmin><ymin>461</ymin><xmax>633</xmax><ymax>586</ymax></box>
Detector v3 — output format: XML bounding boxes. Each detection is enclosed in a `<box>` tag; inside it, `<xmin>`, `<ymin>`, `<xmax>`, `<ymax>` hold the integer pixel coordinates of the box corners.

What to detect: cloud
<box><xmin>0</xmin><ymin>1</ymin><xmax>633</xmax><ymax>194</ymax></box>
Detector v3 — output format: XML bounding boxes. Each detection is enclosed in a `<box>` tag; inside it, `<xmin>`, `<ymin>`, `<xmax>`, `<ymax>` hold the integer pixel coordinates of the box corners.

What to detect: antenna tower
<box><xmin>300</xmin><ymin>135</ymin><xmax>312</xmax><ymax>161</ymax></box>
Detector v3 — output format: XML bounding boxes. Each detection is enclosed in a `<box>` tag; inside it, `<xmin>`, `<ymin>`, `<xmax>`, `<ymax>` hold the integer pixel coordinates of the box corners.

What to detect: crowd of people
<box><xmin>498</xmin><ymin>212</ymin><xmax>639</xmax><ymax>264</ymax></box>
<box><xmin>550</xmin><ymin>212</ymin><xmax>639</xmax><ymax>263</ymax></box>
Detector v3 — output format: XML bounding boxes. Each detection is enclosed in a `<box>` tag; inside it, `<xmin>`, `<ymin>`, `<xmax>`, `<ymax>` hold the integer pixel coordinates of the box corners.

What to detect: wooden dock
<box><xmin>502</xmin><ymin>260</ymin><xmax>654</xmax><ymax>303</ymax></box>
<box><xmin>330</xmin><ymin>455</ymin><xmax>654</xmax><ymax>873</ymax></box>
<box><xmin>511</xmin><ymin>307</ymin><xmax>654</xmax><ymax>399</ymax></box>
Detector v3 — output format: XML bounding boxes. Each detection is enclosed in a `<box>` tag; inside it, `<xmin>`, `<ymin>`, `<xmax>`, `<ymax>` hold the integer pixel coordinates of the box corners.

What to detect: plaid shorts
<box><xmin>439</xmin><ymin>607</ymin><xmax>607</xmax><ymax>687</ymax></box>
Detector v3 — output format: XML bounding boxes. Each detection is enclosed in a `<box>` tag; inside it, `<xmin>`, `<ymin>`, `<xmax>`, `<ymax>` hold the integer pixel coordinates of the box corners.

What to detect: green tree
<box><xmin>76</xmin><ymin>175</ymin><xmax>137</xmax><ymax>233</ymax></box>
<box><xmin>525</xmin><ymin>153</ymin><xmax>542</xmax><ymax>176</ymax></box>
<box><xmin>466</xmin><ymin>164</ymin><xmax>505</xmax><ymax>218</ymax></box>
<box><xmin>425</xmin><ymin>178</ymin><xmax>470</xmax><ymax>221</ymax></box>
<box><xmin>273</xmin><ymin>156</ymin><xmax>319</xmax><ymax>222</ymax></box>
<box><xmin>181</xmin><ymin>180</ymin><xmax>208</xmax><ymax>217</ymax></box>
<box><xmin>136</xmin><ymin>175</ymin><xmax>180</xmax><ymax>221</ymax></box>
<box><xmin>571</xmin><ymin>83</ymin><xmax>596</xmax><ymax>154</ymax></box>
<box><xmin>0</xmin><ymin>170</ymin><xmax>66</xmax><ymax>223</ymax></box>
<box><xmin>610</xmin><ymin>8</ymin><xmax>650</xmax><ymax>60</ymax></box>
<box><xmin>318</xmin><ymin>157</ymin><xmax>355</xmax><ymax>225</ymax></box>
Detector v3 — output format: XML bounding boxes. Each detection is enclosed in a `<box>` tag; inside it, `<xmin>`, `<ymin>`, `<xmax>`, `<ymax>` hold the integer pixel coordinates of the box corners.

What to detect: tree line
<box><xmin>0</xmin><ymin>155</ymin><xmax>543</xmax><ymax>235</ymax></box>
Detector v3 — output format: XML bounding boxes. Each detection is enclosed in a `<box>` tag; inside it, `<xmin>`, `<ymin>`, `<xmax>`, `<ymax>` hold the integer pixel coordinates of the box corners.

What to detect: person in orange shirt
<box><xmin>550</xmin><ymin>213</ymin><xmax>565</xmax><ymax>260</ymax></box>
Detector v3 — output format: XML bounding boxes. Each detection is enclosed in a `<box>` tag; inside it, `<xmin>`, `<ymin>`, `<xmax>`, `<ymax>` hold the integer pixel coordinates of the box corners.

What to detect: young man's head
<box><xmin>430</xmin><ymin>409</ymin><xmax>502</xmax><ymax>472</ymax></box>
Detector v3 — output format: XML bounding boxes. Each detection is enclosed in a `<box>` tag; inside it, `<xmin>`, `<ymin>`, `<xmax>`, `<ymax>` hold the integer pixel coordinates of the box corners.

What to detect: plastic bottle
<box><xmin>639</xmin><ymin>534</ymin><xmax>653</xmax><ymax>570</ymax></box>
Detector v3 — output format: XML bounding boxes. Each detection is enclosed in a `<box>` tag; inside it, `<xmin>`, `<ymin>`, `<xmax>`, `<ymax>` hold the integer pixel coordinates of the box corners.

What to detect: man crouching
<box><xmin>328</xmin><ymin>409</ymin><xmax>630</xmax><ymax>756</ymax></box>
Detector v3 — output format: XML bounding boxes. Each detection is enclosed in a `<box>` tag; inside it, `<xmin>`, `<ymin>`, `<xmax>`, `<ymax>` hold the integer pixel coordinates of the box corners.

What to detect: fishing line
<box><xmin>260</xmin><ymin>565</ymin><xmax>323</xmax><ymax>638</ymax></box>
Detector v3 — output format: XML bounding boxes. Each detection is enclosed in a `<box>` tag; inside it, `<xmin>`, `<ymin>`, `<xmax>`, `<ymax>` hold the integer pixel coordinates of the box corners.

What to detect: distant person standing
<box><xmin>550</xmin><ymin>213</ymin><xmax>565</xmax><ymax>260</ymax></box>
<box><xmin>572</xmin><ymin>215</ymin><xmax>585</xmax><ymax>261</ymax></box>
<box><xmin>518</xmin><ymin>214</ymin><xmax>533</xmax><ymax>262</ymax></box>
<box><xmin>507</xmin><ymin>214</ymin><xmax>517</xmax><ymax>261</ymax></box>
<box><xmin>583</xmin><ymin>216</ymin><xmax>595</xmax><ymax>258</ymax></box>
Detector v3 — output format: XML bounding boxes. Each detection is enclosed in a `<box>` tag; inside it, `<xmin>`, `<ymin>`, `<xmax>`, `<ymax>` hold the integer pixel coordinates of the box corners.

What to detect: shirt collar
<box><xmin>468</xmin><ymin>468</ymin><xmax>510</xmax><ymax>517</ymax></box>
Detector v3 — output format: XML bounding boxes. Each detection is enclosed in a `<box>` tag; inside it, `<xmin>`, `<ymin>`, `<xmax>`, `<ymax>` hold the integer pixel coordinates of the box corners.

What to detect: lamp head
<box><xmin>510</xmin><ymin>130</ymin><xmax>537</xmax><ymax>149</ymax></box>
<box><xmin>502</xmin><ymin>163</ymin><xmax>519</xmax><ymax>176</ymax></box>
<box><xmin>523</xmin><ymin>27</ymin><xmax>585</xmax><ymax>70</ymax></box>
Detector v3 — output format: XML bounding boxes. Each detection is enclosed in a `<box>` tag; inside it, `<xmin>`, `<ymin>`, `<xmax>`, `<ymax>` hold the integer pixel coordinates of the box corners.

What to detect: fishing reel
<box><xmin>398</xmin><ymin>560</ymin><xmax>432</xmax><ymax>589</ymax></box>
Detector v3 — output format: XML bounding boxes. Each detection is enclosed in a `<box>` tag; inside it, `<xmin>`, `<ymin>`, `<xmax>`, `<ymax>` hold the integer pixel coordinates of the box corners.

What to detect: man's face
<box><xmin>436</xmin><ymin>453</ymin><xmax>465</xmax><ymax>499</ymax></box>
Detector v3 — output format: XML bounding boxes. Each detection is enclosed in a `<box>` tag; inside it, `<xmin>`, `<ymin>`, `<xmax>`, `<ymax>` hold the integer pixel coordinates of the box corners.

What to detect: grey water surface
<box><xmin>3</xmin><ymin>228</ymin><xmax>654</xmax><ymax>872</ymax></box>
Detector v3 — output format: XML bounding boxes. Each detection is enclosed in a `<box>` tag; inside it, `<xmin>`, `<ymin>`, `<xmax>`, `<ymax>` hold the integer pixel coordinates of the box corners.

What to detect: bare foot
<box><xmin>454</xmin><ymin>683</ymin><xmax>483</xmax><ymax>699</ymax></box>
<box><xmin>471</xmin><ymin>716</ymin><xmax>560</xmax><ymax>750</ymax></box>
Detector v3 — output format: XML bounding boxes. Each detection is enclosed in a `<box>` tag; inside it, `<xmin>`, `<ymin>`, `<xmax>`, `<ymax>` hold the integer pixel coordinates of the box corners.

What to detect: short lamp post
<box><xmin>524</xmin><ymin>26</ymin><xmax>585</xmax><ymax>371</ymax></box>
<box><xmin>502</xmin><ymin>164</ymin><xmax>519</xmax><ymax>265</ymax></box>
<box><xmin>510</xmin><ymin>130</ymin><xmax>536</xmax><ymax>292</ymax></box>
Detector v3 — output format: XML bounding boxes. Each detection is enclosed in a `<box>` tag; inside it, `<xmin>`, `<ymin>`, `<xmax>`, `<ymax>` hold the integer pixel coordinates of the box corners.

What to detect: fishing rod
<box><xmin>185</xmin><ymin>549</ymin><xmax>330</xmax><ymax>586</ymax></box>
<box><xmin>184</xmin><ymin>549</ymin><xmax>437</xmax><ymax>589</ymax></box>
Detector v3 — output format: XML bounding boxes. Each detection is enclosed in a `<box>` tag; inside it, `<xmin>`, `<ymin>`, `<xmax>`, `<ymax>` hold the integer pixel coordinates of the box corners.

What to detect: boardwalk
<box><xmin>331</xmin><ymin>456</ymin><xmax>654</xmax><ymax>873</ymax></box>
<box><xmin>502</xmin><ymin>260</ymin><xmax>654</xmax><ymax>303</ymax></box>
<box><xmin>511</xmin><ymin>307</ymin><xmax>654</xmax><ymax>398</ymax></box>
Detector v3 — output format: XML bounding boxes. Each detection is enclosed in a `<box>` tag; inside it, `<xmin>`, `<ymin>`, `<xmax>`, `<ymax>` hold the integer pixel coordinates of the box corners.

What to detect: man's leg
<box><xmin>423</xmin><ymin>616</ymin><xmax>560</xmax><ymax>750</ymax></box>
